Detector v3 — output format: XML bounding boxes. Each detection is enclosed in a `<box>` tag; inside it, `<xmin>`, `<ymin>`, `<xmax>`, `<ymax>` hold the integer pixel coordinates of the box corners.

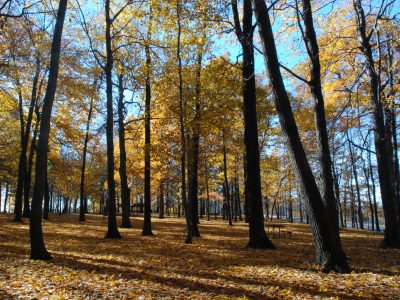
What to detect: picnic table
<box><xmin>265</xmin><ymin>224</ymin><xmax>292</xmax><ymax>238</ymax></box>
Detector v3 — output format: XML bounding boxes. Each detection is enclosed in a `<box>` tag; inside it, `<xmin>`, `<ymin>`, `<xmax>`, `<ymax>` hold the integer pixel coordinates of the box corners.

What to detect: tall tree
<box><xmin>231</xmin><ymin>0</ymin><xmax>274</xmax><ymax>248</ymax></box>
<box><xmin>188</xmin><ymin>40</ymin><xmax>204</xmax><ymax>238</ymax></box>
<box><xmin>251</xmin><ymin>0</ymin><xmax>350</xmax><ymax>272</ymax></box>
<box><xmin>29</xmin><ymin>0</ymin><xmax>68</xmax><ymax>260</ymax></box>
<box><xmin>353</xmin><ymin>0</ymin><xmax>400</xmax><ymax>248</ymax></box>
<box><xmin>79</xmin><ymin>98</ymin><xmax>93</xmax><ymax>222</ymax></box>
<box><xmin>142</xmin><ymin>5</ymin><xmax>153</xmax><ymax>236</ymax></box>
<box><xmin>176</xmin><ymin>0</ymin><xmax>192</xmax><ymax>244</ymax></box>
<box><xmin>117</xmin><ymin>74</ymin><xmax>132</xmax><ymax>228</ymax></box>
<box><xmin>294</xmin><ymin>0</ymin><xmax>346</xmax><ymax>256</ymax></box>
<box><xmin>103</xmin><ymin>0</ymin><xmax>121</xmax><ymax>239</ymax></box>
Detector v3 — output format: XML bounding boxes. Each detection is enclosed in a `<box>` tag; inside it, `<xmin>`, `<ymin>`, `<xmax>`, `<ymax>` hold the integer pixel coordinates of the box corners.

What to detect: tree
<box><xmin>176</xmin><ymin>0</ymin><xmax>192</xmax><ymax>244</ymax></box>
<box><xmin>353</xmin><ymin>0</ymin><xmax>400</xmax><ymax>248</ymax></box>
<box><xmin>103</xmin><ymin>0</ymin><xmax>121</xmax><ymax>239</ymax></box>
<box><xmin>117</xmin><ymin>74</ymin><xmax>132</xmax><ymax>228</ymax></box>
<box><xmin>29</xmin><ymin>0</ymin><xmax>68</xmax><ymax>260</ymax></box>
<box><xmin>142</xmin><ymin>3</ymin><xmax>154</xmax><ymax>236</ymax></box>
<box><xmin>251</xmin><ymin>0</ymin><xmax>350</xmax><ymax>272</ymax></box>
<box><xmin>293</xmin><ymin>0</ymin><xmax>347</xmax><ymax>256</ymax></box>
<box><xmin>231</xmin><ymin>0</ymin><xmax>274</xmax><ymax>249</ymax></box>
<box><xmin>79</xmin><ymin>97</ymin><xmax>93</xmax><ymax>222</ymax></box>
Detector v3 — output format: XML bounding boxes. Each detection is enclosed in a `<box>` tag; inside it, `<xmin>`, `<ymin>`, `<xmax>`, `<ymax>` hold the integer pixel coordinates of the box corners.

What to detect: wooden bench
<box><xmin>281</xmin><ymin>230</ymin><xmax>292</xmax><ymax>239</ymax></box>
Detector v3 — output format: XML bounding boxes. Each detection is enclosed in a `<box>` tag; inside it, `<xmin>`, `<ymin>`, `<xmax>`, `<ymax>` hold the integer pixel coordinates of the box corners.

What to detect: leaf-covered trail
<box><xmin>0</xmin><ymin>214</ymin><xmax>399</xmax><ymax>299</ymax></box>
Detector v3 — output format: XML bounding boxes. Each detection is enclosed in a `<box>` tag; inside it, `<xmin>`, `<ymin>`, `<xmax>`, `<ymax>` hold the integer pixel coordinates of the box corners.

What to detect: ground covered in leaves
<box><xmin>0</xmin><ymin>214</ymin><xmax>399</xmax><ymax>299</ymax></box>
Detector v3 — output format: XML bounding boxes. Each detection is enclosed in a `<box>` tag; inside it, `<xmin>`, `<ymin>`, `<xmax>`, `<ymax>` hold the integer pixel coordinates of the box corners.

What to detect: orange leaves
<box><xmin>0</xmin><ymin>213</ymin><xmax>399</xmax><ymax>299</ymax></box>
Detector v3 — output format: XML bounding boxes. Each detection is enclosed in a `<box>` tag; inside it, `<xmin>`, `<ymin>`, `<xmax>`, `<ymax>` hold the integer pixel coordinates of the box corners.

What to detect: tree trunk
<box><xmin>353</xmin><ymin>0</ymin><xmax>400</xmax><ymax>247</ymax></box>
<box><xmin>142</xmin><ymin>27</ymin><xmax>153</xmax><ymax>236</ymax></box>
<box><xmin>79</xmin><ymin>99</ymin><xmax>93</xmax><ymax>222</ymax></box>
<box><xmin>188</xmin><ymin>41</ymin><xmax>203</xmax><ymax>238</ymax></box>
<box><xmin>117</xmin><ymin>75</ymin><xmax>132</xmax><ymax>228</ymax></box>
<box><xmin>299</xmin><ymin>199</ymin><xmax>303</xmax><ymax>222</ymax></box>
<box><xmin>4</xmin><ymin>183</ymin><xmax>9</xmax><ymax>212</ymax></box>
<box><xmin>176</xmin><ymin>0</ymin><xmax>192</xmax><ymax>244</ymax></box>
<box><xmin>222</xmin><ymin>131</ymin><xmax>233</xmax><ymax>226</ymax></box>
<box><xmin>205</xmin><ymin>158</ymin><xmax>211</xmax><ymax>221</ymax></box>
<box><xmin>23</xmin><ymin>105</ymin><xmax>39</xmax><ymax>220</ymax></box>
<box><xmin>14</xmin><ymin>85</ymin><xmax>25</xmax><ymax>222</ymax></box>
<box><xmin>29</xmin><ymin>0</ymin><xmax>68</xmax><ymax>260</ymax></box>
<box><xmin>347</xmin><ymin>138</ymin><xmax>364</xmax><ymax>229</ymax></box>
<box><xmin>363</xmin><ymin>165</ymin><xmax>374</xmax><ymax>230</ymax></box>
<box><xmin>384</xmin><ymin>35</ymin><xmax>400</xmax><ymax>221</ymax></box>
<box><xmin>368</xmin><ymin>152</ymin><xmax>380</xmax><ymax>231</ymax></box>
<box><xmin>159</xmin><ymin>182</ymin><xmax>164</xmax><ymax>219</ymax></box>
<box><xmin>299</xmin><ymin>0</ymin><xmax>347</xmax><ymax>257</ymax></box>
<box><xmin>104</xmin><ymin>0</ymin><xmax>121</xmax><ymax>239</ymax></box>
<box><xmin>43</xmin><ymin>170</ymin><xmax>50</xmax><ymax>220</ymax></box>
<box><xmin>231</xmin><ymin>0</ymin><xmax>274</xmax><ymax>248</ymax></box>
<box><xmin>20</xmin><ymin>66</ymin><xmax>40</xmax><ymax>219</ymax></box>
<box><xmin>251</xmin><ymin>0</ymin><xmax>349</xmax><ymax>272</ymax></box>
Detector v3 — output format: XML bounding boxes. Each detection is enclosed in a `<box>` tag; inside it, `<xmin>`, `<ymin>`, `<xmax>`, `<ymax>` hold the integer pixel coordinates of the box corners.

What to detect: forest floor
<box><xmin>0</xmin><ymin>213</ymin><xmax>399</xmax><ymax>299</ymax></box>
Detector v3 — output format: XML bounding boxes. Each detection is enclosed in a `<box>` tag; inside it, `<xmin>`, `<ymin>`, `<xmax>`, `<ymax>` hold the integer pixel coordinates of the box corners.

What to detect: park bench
<box><xmin>266</xmin><ymin>224</ymin><xmax>292</xmax><ymax>238</ymax></box>
<box><xmin>281</xmin><ymin>230</ymin><xmax>292</xmax><ymax>239</ymax></box>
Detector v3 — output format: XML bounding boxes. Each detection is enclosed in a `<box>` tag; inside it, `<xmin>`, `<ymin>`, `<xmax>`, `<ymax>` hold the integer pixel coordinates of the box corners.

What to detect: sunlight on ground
<box><xmin>0</xmin><ymin>214</ymin><xmax>399</xmax><ymax>299</ymax></box>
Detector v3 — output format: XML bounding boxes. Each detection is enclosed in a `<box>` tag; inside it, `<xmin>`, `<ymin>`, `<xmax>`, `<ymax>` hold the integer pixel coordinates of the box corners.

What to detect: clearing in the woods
<box><xmin>0</xmin><ymin>214</ymin><xmax>399</xmax><ymax>299</ymax></box>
